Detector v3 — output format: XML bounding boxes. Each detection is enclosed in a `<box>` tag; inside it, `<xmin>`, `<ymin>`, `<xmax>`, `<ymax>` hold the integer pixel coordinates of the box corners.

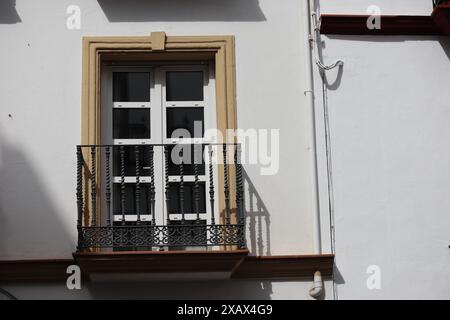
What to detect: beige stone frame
<box><xmin>81</xmin><ymin>32</ymin><xmax>238</xmax><ymax>228</ymax></box>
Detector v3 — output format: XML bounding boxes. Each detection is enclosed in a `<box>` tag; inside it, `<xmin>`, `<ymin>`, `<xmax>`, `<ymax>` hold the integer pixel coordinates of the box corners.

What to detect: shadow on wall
<box><xmin>243</xmin><ymin>169</ymin><xmax>271</xmax><ymax>256</ymax></box>
<box><xmin>320</xmin><ymin>34</ymin><xmax>450</xmax><ymax>89</ymax></box>
<box><xmin>439</xmin><ymin>37</ymin><xmax>450</xmax><ymax>61</ymax></box>
<box><xmin>84</xmin><ymin>168</ymin><xmax>273</xmax><ymax>299</ymax></box>
<box><xmin>97</xmin><ymin>0</ymin><xmax>266</xmax><ymax>22</ymax></box>
<box><xmin>0</xmin><ymin>128</ymin><xmax>73</xmax><ymax>259</ymax></box>
<box><xmin>0</xmin><ymin>0</ymin><xmax>21</xmax><ymax>24</ymax></box>
<box><xmin>86</xmin><ymin>279</ymin><xmax>273</xmax><ymax>299</ymax></box>
<box><xmin>83</xmin><ymin>169</ymin><xmax>274</xmax><ymax>299</ymax></box>
<box><xmin>312</xmin><ymin>1</ymin><xmax>344</xmax><ymax>91</ymax></box>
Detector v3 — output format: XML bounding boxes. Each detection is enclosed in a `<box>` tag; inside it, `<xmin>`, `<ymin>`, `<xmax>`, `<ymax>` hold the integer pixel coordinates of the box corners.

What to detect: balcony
<box><xmin>73</xmin><ymin>143</ymin><xmax>249</xmax><ymax>280</ymax></box>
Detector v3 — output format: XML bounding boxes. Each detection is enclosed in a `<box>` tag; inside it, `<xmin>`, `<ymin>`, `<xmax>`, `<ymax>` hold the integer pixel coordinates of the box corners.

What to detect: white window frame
<box><xmin>101</xmin><ymin>64</ymin><xmax>219</xmax><ymax>227</ymax></box>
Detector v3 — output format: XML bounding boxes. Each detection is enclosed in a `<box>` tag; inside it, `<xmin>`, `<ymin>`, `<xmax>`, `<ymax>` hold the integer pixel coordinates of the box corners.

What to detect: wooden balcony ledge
<box><xmin>1</xmin><ymin>252</ymin><xmax>335</xmax><ymax>283</ymax></box>
<box><xmin>432</xmin><ymin>2</ymin><xmax>450</xmax><ymax>34</ymax></box>
<box><xmin>72</xmin><ymin>250</ymin><xmax>335</xmax><ymax>282</ymax></box>
<box><xmin>73</xmin><ymin>250</ymin><xmax>250</xmax><ymax>281</ymax></box>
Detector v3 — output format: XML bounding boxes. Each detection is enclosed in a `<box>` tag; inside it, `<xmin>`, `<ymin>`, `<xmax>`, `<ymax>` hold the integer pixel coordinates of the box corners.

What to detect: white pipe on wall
<box><xmin>303</xmin><ymin>0</ymin><xmax>344</xmax><ymax>299</ymax></box>
<box><xmin>302</xmin><ymin>0</ymin><xmax>322</xmax><ymax>256</ymax></box>
<box><xmin>309</xmin><ymin>270</ymin><xmax>324</xmax><ymax>298</ymax></box>
<box><xmin>302</xmin><ymin>0</ymin><xmax>323</xmax><ymax>299</ymax></box>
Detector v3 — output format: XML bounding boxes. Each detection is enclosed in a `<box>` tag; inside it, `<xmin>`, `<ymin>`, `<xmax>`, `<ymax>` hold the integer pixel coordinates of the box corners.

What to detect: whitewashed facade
<box><xmin>0</xmin><ymin>0</ymin><xmax>449</xmax><ymax>300</ymax></box>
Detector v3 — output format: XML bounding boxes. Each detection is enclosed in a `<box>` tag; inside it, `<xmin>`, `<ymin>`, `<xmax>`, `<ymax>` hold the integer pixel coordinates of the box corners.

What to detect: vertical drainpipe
<box><xmin>301</xmin><ymin>0</ymin><xmax>324</xmax><ymax>298</ymax></box>
<box><xmin>302</xmin><ymin>0</ymin><xmax>322</xmax><ymax>255</ymax></box>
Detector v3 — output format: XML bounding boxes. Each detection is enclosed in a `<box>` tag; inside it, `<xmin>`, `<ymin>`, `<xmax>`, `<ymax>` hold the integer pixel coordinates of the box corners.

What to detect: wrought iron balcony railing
<box><xmin>76</xmin><ymin>143</ymin><xmax>245</xmax><ymax>250</ymax></box>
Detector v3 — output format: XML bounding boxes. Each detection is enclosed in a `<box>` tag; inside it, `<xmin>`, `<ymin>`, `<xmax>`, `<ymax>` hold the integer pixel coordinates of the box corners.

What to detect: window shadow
<box><xmin>0</xmin><ymin>0</ymin><xmax>21</xmax><ymax>24</ymax></box>
<box><xmin>242</xmin><ymin>169</ymin><xmax>271</xmax><ymax>256</ymax></box>
<box><xmin>0</xmin><ymin>128</ymin><xmax>73</xmax><ymax>259</ymax></box>
<box><xmin>97</xmin><ymin>0</ymin><xmax>266</xmax><ymax>22</ymax></box>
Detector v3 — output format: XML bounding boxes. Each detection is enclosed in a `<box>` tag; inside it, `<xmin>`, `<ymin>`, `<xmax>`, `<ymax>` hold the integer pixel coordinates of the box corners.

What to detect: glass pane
<box><xmin>113</xmin><ymin>109</ymin><xmax>150</xmax><ymax>139</ymax></box>
<box><xmin>168</xmin><ymin>145</ymin><xmax>205</xmax><ymax>176</ymax></box>
<box><xmin>113</xmin><ymin>183</ymin><xmax>151</xmax><ymax>215</ymax></box>
<box><xmin>168</xmin><ymin>182</ymin><xmax>206</xmax><ymax>214</ymax></box>
<box><xmin>113</xmin><ymin>72</ymin><xmax>150</xmax><ymax>102</ymax></box>
<box><xmin>166</xmin><ymin>107</ymin><xmax>204</xmax><ymax>138</ymax></box>
<box><xmin>113</xmin><ymin>145</ymin><xmax>153</xmax><ymax>176</ymax></box>
<box><xmin>166</xmin><ymin>71</ymin><xmax>203</xmax><ymax>101</ymax></box>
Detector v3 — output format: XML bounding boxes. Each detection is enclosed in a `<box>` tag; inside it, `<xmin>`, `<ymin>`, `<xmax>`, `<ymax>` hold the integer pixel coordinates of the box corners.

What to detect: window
<box><xmin>80</xmin><ymin>35</ymin><xmax>240</xmax><ymax>251</ymax></box>
<box><xmin>101</xmin><ymin>64</ymin><xmax>217</xmax><ymax>249</ymax></box>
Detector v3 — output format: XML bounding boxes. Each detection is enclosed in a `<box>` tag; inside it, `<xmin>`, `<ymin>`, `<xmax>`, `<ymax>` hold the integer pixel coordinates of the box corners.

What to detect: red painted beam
<box><xmin>320</xmin><ymin>14</ymin><xmax>446</xmax><ymax>36</ymax></box>
<box><xmin>432</xmin><ymin>3</ymin><xmax>450</xmax><ymax>34</ymax></box>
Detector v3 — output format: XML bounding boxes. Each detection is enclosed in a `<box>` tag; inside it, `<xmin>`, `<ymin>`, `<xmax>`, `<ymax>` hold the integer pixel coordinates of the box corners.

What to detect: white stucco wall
<box><xmin>0</xmin><ymin>0</ymin><xmax>321</xmax><ymax>261</ymax></box>
<box><xmin>0</xmin><ymin>0</ymin><xmax>334</xmax><ymax>300</ymax></box>
<box><xmin>2</xmin><ymin>279</ymin><xmax>333</xmax><ymax>300</ymax></box>
<box><xmin>315</xmin><ymin>1</ymin><xmax>450</xmax><ymax>299</ymax></box>
<box><xmin>1</xmin><ymin>0</ymin><xmax>449</xmax><ymax>300</ymax></box>
<box><xmin>0</xmin><ymin>0</ymin><xmax>331</xmax><ymax>301</ymax></box>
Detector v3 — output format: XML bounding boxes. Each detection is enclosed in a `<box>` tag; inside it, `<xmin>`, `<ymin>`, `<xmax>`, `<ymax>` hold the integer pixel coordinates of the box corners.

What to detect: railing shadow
<box><xmin>97</xmin><ymin>0</ymin><xmax>266</xmax><ymax>22</ymax></box>
<box><xmin>0</xmin><ymin>0</ymin><xmax>21</xmax><ymax>24</ymax></box>
<box><xmin>242</xmin><ymin>168</ymin><xmax>271</xmax><ymax>256</ymax></box>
